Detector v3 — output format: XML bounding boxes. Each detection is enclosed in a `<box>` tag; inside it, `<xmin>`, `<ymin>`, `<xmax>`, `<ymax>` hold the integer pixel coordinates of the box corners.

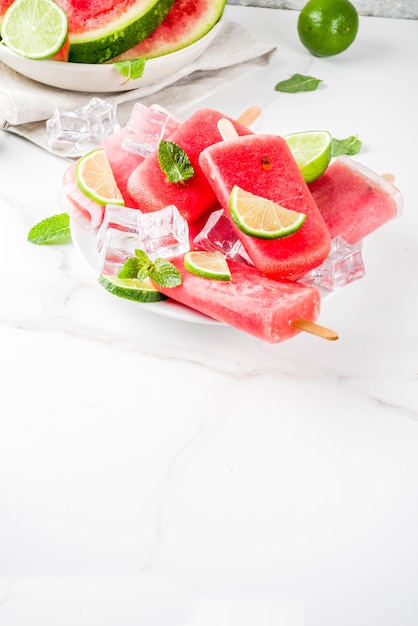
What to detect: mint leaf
<box><xmin>117</xmin><ymin>255</ymin><xmax>148</xmax><ymax>279</ymax></box>
<box><xmin>118</xmin><ymin>249</ymin><xmax>181</xmax><ymax>288</ymax></box>
<box><xmin>331</xmin><ymin>135</ymin><xmax>362</xmax><ymax>157</ymax></box>
<box><xmin>114</xmin><ymin>58</ymin><xmax>146</xmax><ymax>82</ymax></box>
<box><xmin>275</xmin><ymin>73</ymin><xmax>322</xmax><ymax>93</ymax></box>
<box><xmin>150</xmin><ymin>258</ymin><xmax>182</xmax><ymax>288</ymax></box>
<box><xmin>27</xmin><ymin>213</ymin><xmax>71</xmax><ymax>245</ymax></box>
<box><xmin>158</xmin><ymin>140</ymin><xmax>194</xmax><ymax>184</ymax></box>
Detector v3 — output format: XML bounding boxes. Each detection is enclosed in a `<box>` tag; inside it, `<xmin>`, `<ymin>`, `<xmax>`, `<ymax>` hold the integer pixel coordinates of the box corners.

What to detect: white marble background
<box><xmin>227</xmin><ymin>0</ymin><xmax>418</xmax><ymax>19</ymax></box>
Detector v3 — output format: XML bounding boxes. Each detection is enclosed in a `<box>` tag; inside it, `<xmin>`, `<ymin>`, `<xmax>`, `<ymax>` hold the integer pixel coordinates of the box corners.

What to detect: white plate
<box><xmin>70</xmin><ymin>218</ymin><xmax>345</xmax><ymax>326</ymax></box>
<box><xmin>0</xmin><ymin>18</ymin><xmax>223</xmax><ymax>93</ymax></box>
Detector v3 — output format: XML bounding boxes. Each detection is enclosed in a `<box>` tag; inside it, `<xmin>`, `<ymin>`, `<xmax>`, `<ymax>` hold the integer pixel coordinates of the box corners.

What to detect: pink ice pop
<box><xmin>153</xmin><ymin>255</ymin><xmax>337</xmax><ymax>343</ymax></box>
<box><xmin>126</xmin><ymin>108</ymin><xmax>253</xmax><ymax>223</ymax></box>
<box><xmin>308</xmin><ymin>156</ymin><xmax>403</xmax><ymax>244</ymax></box>
<box><xmin>198</xmin><ymin>121</ymin><xmax>331</xmax><ymax>280</ymax></box>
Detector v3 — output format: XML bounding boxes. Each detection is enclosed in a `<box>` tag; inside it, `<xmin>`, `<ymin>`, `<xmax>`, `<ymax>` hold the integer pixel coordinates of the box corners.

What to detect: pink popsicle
<box><xmin>308</xmin><ymin>156</ymin><xmax>403</xmax><ymax>244</ymax></box>
<box><xmin>154</xmin><ymin>256</ymin><xmax>328</xmax><ymax>344</ymax></box>
<box><xmin>126</xmin><ymin>108</ymin><xmax>253</xmax><ymax>223</ymax></box>
<box><xmin>199</xmin><ymin>128</ymin><xmax>331</xmax><ymax>280</ymax></box>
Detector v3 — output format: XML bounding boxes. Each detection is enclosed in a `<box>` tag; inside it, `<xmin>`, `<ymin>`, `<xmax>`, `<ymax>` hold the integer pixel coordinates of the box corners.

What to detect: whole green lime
<box><xmin>297</xmin><ymin>0</ymin><xmax>359</xmax><ymax>57</ymax></box>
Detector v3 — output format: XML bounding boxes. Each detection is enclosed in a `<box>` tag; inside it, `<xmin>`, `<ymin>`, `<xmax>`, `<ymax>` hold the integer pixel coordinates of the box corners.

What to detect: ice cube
<box><xmin>82</xmin><ymin>97</ymin><xmax>120</xmax><ymax>144</ymax></box>
<box><xmin>150</xmin><ymin>104</ymin><xmax>181</xmax><ymax>137</ymax></box>
<box><xmin>193</xmin><ymin>208</ymin><xmax>253</xmax><ymax>264</ymax></box>
<box><xmin>145</xmin><ymin>204</ymin><xmax>189</xmax><ymax>259</ymax></box>
<box><xmin>46</xmin><ymin>108</ymin><xmax>90</xmax><ymax>152</ymax></box>
<box><xmin>122</xmin><ymin>103</ymin><xmax>181</xmax><ymax>157</ymax></box>
<box><xmin>99</xmin><ymin>228</ymin><xmax>143</xmax><ymax>276</ymax></box>
<box><xmin>97</xmin><ymin>204</ymin><xmax>143</xmax><ymax>254</ymax></box>
<box><xmin>299</xmin><ymin>236</ymin><xmax>366</xmax><ymax>291</ymax></box>
<box><xmin>97</xmin><ymin>204</ymin><xmax>190</xmax><ymax>275</ymax></box>
<box><xmin>46</xmin><ymin>98</ymin><xmax>119</xmax><ymax>151</ymax></box>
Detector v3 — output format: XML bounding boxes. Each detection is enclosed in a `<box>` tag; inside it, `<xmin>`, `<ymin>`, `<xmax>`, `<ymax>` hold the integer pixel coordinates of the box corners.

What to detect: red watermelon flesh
<box><xmin>199</xmin><ymin>133</ymin><xmax>331</xmax><ymax>281</ymax></box>
<box><xmin>1</xmin><ymin>0</ymin><xmax>168</xmax><ymax>36</ymax></box>
<box><xmin>63</xmin><ymin>0</ymin><xmax>176</xmax><ymax>63</ymax></box>
<box><xmin>110</xmin><ymin>0</ymin><xmax>226</xmax><ymax>61</ymax></box>
<box><xmin>308</xmin><ymin>155</ymin><xmax>403</xmax><ymax>244</ymax></box>
<box><xmin>126</xmin><ymin>108</ymin><xmax>253</xmax><ymax>224</ymax></box>
<box><xmin>0</xmin><ymin>0</ymin><xmax>13</xmax><ymax>24</ymax></box>
<box><xmin>55</xmin><ymin>0</ymin><xmax>165</xmax><ymax>34</ymax></box>
<box><xmin>154</xmin><ymin>255</ymin><xmax>322</xmax><ymax>344</ymax></box>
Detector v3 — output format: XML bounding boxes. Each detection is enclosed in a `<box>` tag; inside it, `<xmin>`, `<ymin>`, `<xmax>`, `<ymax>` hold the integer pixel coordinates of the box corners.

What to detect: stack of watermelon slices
<box><xmin>0</xmin><ymin>0</ymin><xmax>226</xmax><ymax>63</ymax></box>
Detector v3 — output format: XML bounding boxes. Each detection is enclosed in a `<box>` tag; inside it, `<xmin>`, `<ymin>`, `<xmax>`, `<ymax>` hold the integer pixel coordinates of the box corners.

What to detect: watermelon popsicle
<box><xmin>308</xmin><ymin>155</ymin><xmax>403</xmax><ymax>244</ymax></box>
<box><xmin>126</xmin><ymin>108</ymin><xmax>253</xmax><ymax>224</ymax></box>
<box><xmin>199</xmin><ymin>119</ymin><xmax>331</xmax><ymax>280</ymax></box>
<box><xmin>153</xmin><ymin>255</ymin><xmax>337</xmax><ymax>343</ymax></box>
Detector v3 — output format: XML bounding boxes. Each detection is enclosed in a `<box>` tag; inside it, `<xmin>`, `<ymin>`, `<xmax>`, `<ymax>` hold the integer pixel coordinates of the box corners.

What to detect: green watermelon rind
<box><xmin>111</xmin><ymin>0</ymin><xmax>227</xmax><ymax>61</ymax></box>
<box><xmin>68</xmin><ymin>0</ymin><xmax>175</xmax><ymax>64</ymax></box>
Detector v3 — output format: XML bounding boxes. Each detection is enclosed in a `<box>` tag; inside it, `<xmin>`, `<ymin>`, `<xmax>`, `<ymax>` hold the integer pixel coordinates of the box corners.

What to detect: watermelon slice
<box><xmin>110</xmin><ymin>0</ymin><xmax>226</xmax><ymax>61</ymax></box>
<box><xmin>57</xmin><ymin>0</ymin><xmax>176</xmax><ymax>64</ymax></box>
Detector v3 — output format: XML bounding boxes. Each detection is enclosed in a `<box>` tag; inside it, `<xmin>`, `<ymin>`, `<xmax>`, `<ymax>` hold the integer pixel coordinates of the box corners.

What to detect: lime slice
<box><xmin>75</xmin><ymin>148</ymin><xmax>124</xmax><ymax>206</ymax></box>
<box><xmin>98</xmin><ymin>275</ymin><xmax>165</xmax><ymax>302</ymax></box>
<box><xmin>1</xmin><ymin>0</ymin><xmax>68</xmax><ymax>60</ymax></box>
<box><xmin>229</xmin><ymin>185</ymin><xmax>306</xmax><ymax>240</ymax></box>
<box><xmin>184</xmin><ymin>251</ymin><xmax>231</xmax><ymax>281</ymax></box>
<box><xmin>284</xmin><ymin>130</ymin><xmax>332</xmax><ymax>183</ymax></box>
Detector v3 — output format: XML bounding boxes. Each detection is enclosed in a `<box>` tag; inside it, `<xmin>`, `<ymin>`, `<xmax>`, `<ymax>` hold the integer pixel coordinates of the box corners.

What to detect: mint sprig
<box><xmin>27</xmin><ymin>212</ymin><xmax>71</xmax><ymax>245</ymax></box>
<box><xmin>331</xmin><ymin>135</ymin><xmax>362</xmax><ymax>157</ymax></box>
<box><xmin>275</xmin><ymin>73</ymin><xmax>322</xmax><ymax>93</ymax></box>
<box><xmin>118</xmin><ymin>249</ymin><xmax>182</xmax><ymax>288</ymax></box>
<box><xmin>158</xmin><ymin>140</ymin><xmax>194</xmax><ymax>184</ymax></box>
<box><xmin>114</xmin><ymin>59</ymin><xmax>146</xmax><ymax>83</ymax></box>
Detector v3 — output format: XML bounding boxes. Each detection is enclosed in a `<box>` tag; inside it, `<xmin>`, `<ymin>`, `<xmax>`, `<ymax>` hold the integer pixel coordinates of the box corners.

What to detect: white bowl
<box><xmin>0</xmin><ymin>18</ymin><xmax>223</xmax><ymax>93</ymax></box>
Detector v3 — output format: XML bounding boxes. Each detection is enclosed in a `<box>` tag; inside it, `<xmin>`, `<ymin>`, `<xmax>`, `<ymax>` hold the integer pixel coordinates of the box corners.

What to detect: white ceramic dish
<box><xmin>70</xmin><ymin>218</ymin><xmax>342</xmax><ymax>326</ymax></box>
<box><xmin>0</xmin><ymin>18</ymin><xmax>223</xmax><ymax>93</ymax></box>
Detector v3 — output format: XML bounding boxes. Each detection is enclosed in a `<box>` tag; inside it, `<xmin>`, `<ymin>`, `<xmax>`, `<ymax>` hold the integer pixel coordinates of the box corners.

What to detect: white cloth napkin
<box><xmin>0</xmin><ymin>19</ymin><xmax>276</xmax><ymax>156</ymax></box>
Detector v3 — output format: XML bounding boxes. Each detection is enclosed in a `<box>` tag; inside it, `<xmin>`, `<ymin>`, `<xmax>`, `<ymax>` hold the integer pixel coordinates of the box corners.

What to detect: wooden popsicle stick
<box><xmin>218</xmin><ymin>118</ymin><xmax>239</xmax><ymax>140</ymax></box>
<box><xmin>382</xmin><ymin>172</ymin><xmax>395</xmax><ymax>183</ymax></box>
<box><xmin>291</xmin><ymin>319</ymin><xmax>339</xmax><ymax>341</ymax></box>
<box><xmin>236</xmin><ymin>106</ymin><xmax>262</xmax><ymax>128</ymax></box>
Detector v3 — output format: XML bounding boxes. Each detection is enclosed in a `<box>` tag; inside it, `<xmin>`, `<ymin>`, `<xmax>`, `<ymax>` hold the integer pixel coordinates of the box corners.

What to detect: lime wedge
<box><xmin>98</xmin><ymin>275</ymin><xmax>166</xmax><ymax>302</ymax></box>
<box><xmin>229</xmin><ymin>186</ymin><xmax>306</xmax><ymax>240</ymax></box>
<box><xmin>284</xmin><ymin>130</ymin><xmax>332</xmax><ymax>183</ymax></box>
<box><xmin>184</xmin><ymin>251</ymin><xmax>231</xmax><ymax>281</ymax></box>
<box><xmin>1</xmin><ymin>0</ymin><xmax>68</xmax><ymax>60</ymax></box>
<box><xmin>75</xmin><ymin>148</ymin><xmax>124</xmax><ymax>206</ymax></box>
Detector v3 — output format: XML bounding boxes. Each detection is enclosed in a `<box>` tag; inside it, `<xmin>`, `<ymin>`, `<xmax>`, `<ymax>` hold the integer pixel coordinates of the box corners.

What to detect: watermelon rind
<box><xmin>110</xmin><ymin>0</ymin><xmax>227</xmax><ymax>62</ymax></box>
<box><xmin>67</xmin><ymin>0</ymin><xmax>175</xmax><ymax>64</ymax></box>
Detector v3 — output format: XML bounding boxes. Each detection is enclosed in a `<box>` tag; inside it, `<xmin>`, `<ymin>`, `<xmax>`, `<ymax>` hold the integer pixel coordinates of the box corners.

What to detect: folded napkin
<box><xmin>0</xmin><ymin>19</ymin><xmax>276</xmax><ymax>157</ymax></box>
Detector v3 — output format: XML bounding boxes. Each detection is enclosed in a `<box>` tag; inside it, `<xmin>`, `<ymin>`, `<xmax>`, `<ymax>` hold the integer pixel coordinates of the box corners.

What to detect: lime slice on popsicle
<box><xmin>1</xmin><ymin>0</ymin><xmax>68</xmax><ymax>59</ymax></box>
<box><xmin>284</xmin><ymin>130</ymin><xmax>332</xmax><ymax>183</ymax></box>
<box><xmin>76</xmin><ymin>148</ymin><xmax>124</xmax><ymax>206</ymax></box>
<box><xmin>98</xmin><ymin>275</ymin><xmax>165</xmax><ymax>302</ymax></box>
<box><xmin>184</xmin><ymin>251</ymin><xmax>231</xmax><ymax>281</ymax></box>
<box><xmin>229</xmin><ymin>185</ymin><xmax>306</xmax><ymax>240</ymax></box>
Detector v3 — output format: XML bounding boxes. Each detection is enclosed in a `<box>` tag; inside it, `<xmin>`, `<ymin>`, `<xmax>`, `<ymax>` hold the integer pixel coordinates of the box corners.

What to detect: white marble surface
<box><xmin>1</xmin><ymin>6</ymin><xmax>418</xmax><ymax>625</ymax></box>
<box><xmin>227</xmin><ymin>0</ymin><xmax>418</xmax><ymax>19</ymax></box>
